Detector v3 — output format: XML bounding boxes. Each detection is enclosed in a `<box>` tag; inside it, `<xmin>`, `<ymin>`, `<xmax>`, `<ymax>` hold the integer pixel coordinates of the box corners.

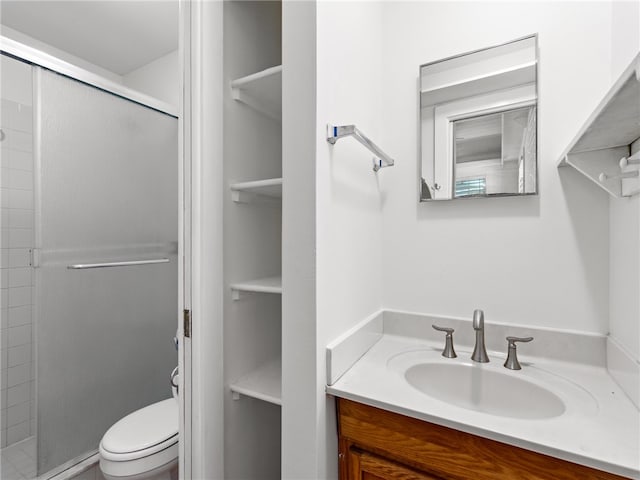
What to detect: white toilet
<box><xmin>99</xmin><ymin>370</ymin><xmax>179</xmax><ymax>480</ymax></box>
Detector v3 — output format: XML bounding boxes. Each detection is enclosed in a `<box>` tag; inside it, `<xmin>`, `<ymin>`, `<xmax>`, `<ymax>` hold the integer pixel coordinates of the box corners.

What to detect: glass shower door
<box><xmin>35</xmin><ymin>68</ymin><xmax>178</xmax><ymax>474</ymax></box>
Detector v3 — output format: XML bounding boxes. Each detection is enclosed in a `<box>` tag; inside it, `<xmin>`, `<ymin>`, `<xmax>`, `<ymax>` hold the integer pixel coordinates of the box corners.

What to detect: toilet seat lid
<box><xmin>101</xmin><ymin>398</ymin><xmax>178</xmax><ymax>456</ymax></box>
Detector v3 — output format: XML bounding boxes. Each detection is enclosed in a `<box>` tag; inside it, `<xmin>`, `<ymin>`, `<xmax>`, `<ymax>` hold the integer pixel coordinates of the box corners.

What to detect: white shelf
<box><xmin>230</xmin><ymin>275</ymin><xmax>282</xmax><ymax>300</ymax></box>
<box><xmin>231</xmin><ymin>65</ymin><xmax>282</xmax><ymax>120</ymax></box>
<box><xmin>230</xmin><ymin>359</ymin><xmax>281</xmax><ymax>406</ymax></box>
<box><xmin>558</xmin><ymin>53</ymin><xmax>640</xmax><ymax>198</ymax></box>
<box><xmin>230</xmin><ymin>177</ymin><xmax>282</xmax><ymax>203</ymax></box>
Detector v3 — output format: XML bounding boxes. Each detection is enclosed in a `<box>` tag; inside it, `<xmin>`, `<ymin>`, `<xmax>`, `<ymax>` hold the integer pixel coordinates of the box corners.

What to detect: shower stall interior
<box><xmin>1</xmin><ymin>52</ymin><xmax>179</xmax><ymax>478</ymax></box>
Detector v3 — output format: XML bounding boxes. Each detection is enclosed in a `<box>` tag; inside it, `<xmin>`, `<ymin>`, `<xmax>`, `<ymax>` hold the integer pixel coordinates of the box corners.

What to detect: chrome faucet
<box><xmin>471</xmin><ymin>309</ymin><xmax>489</xmax><ymax>363</ymax></box>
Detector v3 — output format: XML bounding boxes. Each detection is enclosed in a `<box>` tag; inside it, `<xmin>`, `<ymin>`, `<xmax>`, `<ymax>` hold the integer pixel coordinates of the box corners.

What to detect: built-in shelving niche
<box><xmin>224</xmin><ymin>3</ymin><xmax>282</xmax><ymax>477</ymax></box>
<box><xmin>229</xmin><ymin>63</ymin><xmax>283</xmax><ymax>414</ymax></box>
<box><xmin>558</xmin><ymin>53</ymin><xmax>640</xmax><ymax>198</ymax></box>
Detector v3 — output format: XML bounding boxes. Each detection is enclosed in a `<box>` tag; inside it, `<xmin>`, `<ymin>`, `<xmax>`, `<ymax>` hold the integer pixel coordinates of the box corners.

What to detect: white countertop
<box><xmin>327</xmin><ymin>334</ymin><xmax>640</xmax><ymax>479</ymax></box>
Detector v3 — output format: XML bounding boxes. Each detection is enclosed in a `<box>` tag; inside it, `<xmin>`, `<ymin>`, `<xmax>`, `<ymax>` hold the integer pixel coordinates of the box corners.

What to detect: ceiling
<box><xmin>0</xmin><ymin>1</ymin><xmax>178</xmax><ymax>75</ymax></box>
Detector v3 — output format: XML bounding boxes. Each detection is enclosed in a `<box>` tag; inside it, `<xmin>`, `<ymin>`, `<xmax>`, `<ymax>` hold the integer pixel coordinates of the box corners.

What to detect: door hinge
<box><xmin>183</xmin><ymin>309</ymin><xmax>191</xmax><ymax>338</ymax></box>
<box><xmin>29</xmin><ymin>248</ymin><xmax>40</xmax><ymax>268</ymax></box>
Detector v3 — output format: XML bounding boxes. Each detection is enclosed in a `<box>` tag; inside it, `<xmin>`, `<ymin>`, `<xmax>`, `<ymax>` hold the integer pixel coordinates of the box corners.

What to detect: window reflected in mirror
<box><xmin>453</xmin><ymin>106</ymin><xmax>536</xmax><ymax>198</ymax></box>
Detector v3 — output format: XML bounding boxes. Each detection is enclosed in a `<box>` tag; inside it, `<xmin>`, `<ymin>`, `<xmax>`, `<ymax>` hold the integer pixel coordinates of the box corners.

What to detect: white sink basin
<box><xmin>405</xmin><ymin>362</ymin><xmax>566</xmax><ymax>419</ymax></box>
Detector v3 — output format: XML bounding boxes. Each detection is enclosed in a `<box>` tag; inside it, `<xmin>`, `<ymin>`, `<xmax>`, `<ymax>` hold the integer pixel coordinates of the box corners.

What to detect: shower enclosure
<box><xmin>1</xmin><ymin>52</ymin><xmax>178</xmax><ymax>478</ymax></box>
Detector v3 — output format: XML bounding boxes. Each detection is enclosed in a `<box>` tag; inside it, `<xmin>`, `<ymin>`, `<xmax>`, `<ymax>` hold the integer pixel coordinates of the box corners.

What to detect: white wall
<box><xmin>608</xmin><ymin>0</ymin><xmax>640</xmax><ymax>361</ymax></box>
<box><xmin>123</xmin><ymin>50</ymin><xmax>179</xmax><ymax>109</ymax></box>
<box><xmin>282</xmin><ymin>1</ymin><xmax>388</xmax><ymax>478</ymax></box>
<box><xmin>316</xmin><ymin>1</ymin><xmax>384</xmax><ymax>374</ymax></box>
<box><xmin>282</xmin><ymin>2</ymin><xmax>384</xmax><ymax>480</ymax></box>
<box><xmin>282</xmin><ymin>1</ymin><xmax>318</xmax><ymax>478</ymax></box>
<box><xmin>380</xmin><ymin>1</ymin><xmax>614</xmax><ymax>334</ymax></box>
<box><xmin>316</xmin><ymin>2</ymin><xmax>385</xmax><ymax>478</ymax></box>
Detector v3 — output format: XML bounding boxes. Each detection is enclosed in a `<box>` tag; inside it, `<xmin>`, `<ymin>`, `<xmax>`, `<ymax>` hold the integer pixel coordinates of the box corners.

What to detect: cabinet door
<box><xmin>348</xmin><ymin>448</ymin><xmax>445</xmax><ymax>480</ymax></box>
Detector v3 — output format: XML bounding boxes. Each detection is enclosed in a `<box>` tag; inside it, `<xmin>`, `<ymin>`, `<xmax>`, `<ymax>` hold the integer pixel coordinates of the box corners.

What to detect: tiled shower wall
<box><xmin>1</xmin><ymin>55</ymin><xmax>35</xmax><ymax>448</ymax></box>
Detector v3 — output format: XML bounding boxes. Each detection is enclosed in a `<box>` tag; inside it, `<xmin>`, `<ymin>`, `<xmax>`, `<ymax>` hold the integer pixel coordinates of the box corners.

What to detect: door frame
<box><xmin>178</xmin><ymin>0</ymin><xmax>192</xmax><ymax>477</ymax></box>
<box><xmin>180</xmin><ymin>1</ymin><xmax>225</xmax><ymax>478</ymax></box>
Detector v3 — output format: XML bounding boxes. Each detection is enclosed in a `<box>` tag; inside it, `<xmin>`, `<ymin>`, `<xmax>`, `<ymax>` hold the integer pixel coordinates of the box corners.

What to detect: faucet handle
<box><xmin>504</xmin><ymin>336</ymin><xmax>533</xmax><ymax>370</ymax></box>
<box><xmin>506</xmin><ymin>336</ymin><xmax>533</xmax><ymax>344</ymax></box>
<box><xmin>432</xmin><ymin>325</ymin><xmax>456</xmax><ymax>358</ymax></box>
<box><xmin>432</xmin><ymin>324</ymin><xmax>454</xmax><ymax>334</ymax></box>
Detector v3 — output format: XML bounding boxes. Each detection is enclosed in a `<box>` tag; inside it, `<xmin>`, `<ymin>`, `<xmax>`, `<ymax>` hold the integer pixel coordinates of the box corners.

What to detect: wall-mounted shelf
<box><xmin>231</xmin><ymin>65</ymin><xmax>282</xmax><ymax>120</ymax></box>
<box><xmin>230</xmin><ymin>177</ymin><xmax>283</xmax><ymax>203</ymax></box>
<box><xmin>558</xmin><ymin>53</ymin><xmax>640</xmax><ymax>198</ymax></box>
<box><xmin>230</xmin><ymin>359</ymin><xmax>281</xmax><ymax>406</ymax></box>
<box><xmin>230</xmin><ymin>275</ymin><xmax>282</xmax><ymax>300</ymax></box>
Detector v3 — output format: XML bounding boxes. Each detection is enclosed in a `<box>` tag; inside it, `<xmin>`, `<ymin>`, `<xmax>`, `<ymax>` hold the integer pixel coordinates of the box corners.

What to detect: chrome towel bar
<box><xmin>67</xmin><ymin>258</ymin><xmax>170</xmax><ymax>269</ymax></box>
<box><xmin>326</xmin><ymin>124</ymin><xmax>395</xmax><ymax>172</ymax></box>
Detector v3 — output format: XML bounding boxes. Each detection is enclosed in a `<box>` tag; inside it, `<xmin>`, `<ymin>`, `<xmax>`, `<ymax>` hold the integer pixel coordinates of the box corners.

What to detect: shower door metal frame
<box><xmin>0</xmin><ymin>36</ymin><xmax>177</xmax><ymax>118</ymax></box>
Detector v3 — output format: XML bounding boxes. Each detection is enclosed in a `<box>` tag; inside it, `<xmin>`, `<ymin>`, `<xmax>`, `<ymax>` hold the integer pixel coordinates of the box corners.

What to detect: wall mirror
<box><xmin>420</xmin><ymin>35</ymin><xmax>538</xmax><ymax>201</ymax></box>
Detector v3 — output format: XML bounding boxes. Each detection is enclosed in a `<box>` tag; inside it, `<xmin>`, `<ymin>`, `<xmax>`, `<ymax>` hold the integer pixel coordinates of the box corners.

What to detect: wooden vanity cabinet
<box><xmin>337</xmin><ymin>398</ymin><xmax>630</xmax><ymax>480</ymax></box>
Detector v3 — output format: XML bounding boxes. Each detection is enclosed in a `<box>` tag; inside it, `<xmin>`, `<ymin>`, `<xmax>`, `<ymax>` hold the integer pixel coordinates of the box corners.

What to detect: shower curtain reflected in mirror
<box><xmin>34</xmin><ymin>66</ymin><xmax>178</xmax><ymax>475</ymax></box>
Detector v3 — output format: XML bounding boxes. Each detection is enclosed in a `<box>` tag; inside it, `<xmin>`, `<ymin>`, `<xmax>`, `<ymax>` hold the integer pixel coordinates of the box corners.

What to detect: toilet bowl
<box><xmin>99</xmin><ymin>371</ymin><xmax>179</xmax><ymax>480</ymax></box>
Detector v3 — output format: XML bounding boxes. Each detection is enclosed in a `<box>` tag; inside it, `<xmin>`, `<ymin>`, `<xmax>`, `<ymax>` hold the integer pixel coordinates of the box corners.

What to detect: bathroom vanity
<box><xmin>337</xmin><ymin>398</ymin><xmax>627</xmax><ymax>480</ymax></box>
<box><xmin>326</xmin><ymin>311</ymin><xmax>640</xmax><ymax>480</ymax></box>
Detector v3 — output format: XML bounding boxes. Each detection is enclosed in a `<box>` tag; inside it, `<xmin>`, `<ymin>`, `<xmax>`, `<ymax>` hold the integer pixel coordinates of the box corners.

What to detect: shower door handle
<box><xmin>67</xmin><ymin>258</ymin><xmax>170</xmax><ymax>269</ymax></box>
